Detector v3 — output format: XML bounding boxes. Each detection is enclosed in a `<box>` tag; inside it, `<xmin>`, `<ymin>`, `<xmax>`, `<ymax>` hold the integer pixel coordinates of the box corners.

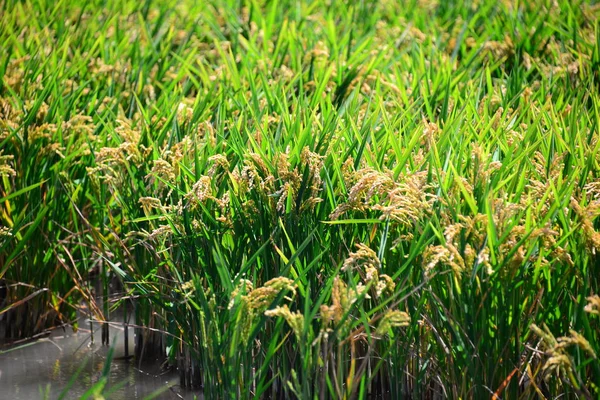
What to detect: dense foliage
<box><xmin>2</xmin><ymin>0</ymin><xmax>600</xmax><ymax>398</ymax></box>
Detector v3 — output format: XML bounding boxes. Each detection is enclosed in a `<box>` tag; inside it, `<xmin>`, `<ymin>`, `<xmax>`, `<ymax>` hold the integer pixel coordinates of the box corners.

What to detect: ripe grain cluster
<box><xmin>1</xmin><ymin>0</ymin><xmax>600</xmax><ymax>398</ymax></box>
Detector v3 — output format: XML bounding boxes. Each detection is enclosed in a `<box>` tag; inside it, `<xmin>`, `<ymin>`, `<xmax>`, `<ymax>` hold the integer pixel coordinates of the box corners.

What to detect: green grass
<box><xmin>2</xmin><ymin>0</ymin><xmax>600</xmax><ymax>398</ymax></box>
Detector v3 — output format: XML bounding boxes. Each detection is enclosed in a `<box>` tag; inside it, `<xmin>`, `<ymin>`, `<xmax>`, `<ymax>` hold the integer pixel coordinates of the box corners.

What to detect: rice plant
<box><xmin>1</xmin><ymin>0</ymin><xmax>600</xmax><ymax>398</ymax></box>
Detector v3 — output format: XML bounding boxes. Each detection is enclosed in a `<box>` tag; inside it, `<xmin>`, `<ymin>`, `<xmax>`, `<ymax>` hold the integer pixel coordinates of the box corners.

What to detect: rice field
<box><xmin>1</xmin><ymin>0</ymin><xmax>600</xmax><ymax>398</ymax></box>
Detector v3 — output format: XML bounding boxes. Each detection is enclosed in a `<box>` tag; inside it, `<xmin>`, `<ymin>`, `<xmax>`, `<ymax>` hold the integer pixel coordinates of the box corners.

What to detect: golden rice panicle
<box><xmin>585</xmin><ymin>295</ymin><xmax>600</xmax><ymax>316</ymax></box>
<box><xmin>180</xmin><ymin>280</ymin><xmax>195</xmax><ymax>295</ymax></box>
<box><xmin>165</xmin><ymin>136</ymin><xmax>192</xmax><ymax>166</ymax></box>
<box><xmin>468</xmin><ymin>143</ymin><xmax>502</xmax><ymax>187</ymax></box>
<box><xmin>339</xmin><ymin>243</ymin><xmax>398</xmax><ymax>298</ymax></box>
<box><xmin>2</xmin><ymin>56</ymin><xmax>31</xmax><ymax>92</ymax></box>
<box><xmin>273</xmin><ymin>149</ymin><xmax>300</xmax><ymax>192</ymax></box>
<box><xmin>27</xmin><ymin>122</ymin><xmax>57</xmax><ymax>143</ymax></box>
<box><xmin>530</xmin><ymin>323</ymin><xmax>583</xmax><ymax>381</ymax></box>
<box><xmin>88</xmin><ymin>125</ymin><xmax>149</xmax><ymax>189</ymax></box>
<box><xmin>320</xmin><ymin>277</ymin><xmax>349</xmax><ymax>326</ymax></box>
<box><xmin>185</xmin><ymin>176</ymin><xmax>214</xmax><ymax>209</ymax></box>
<box><xmin>247</xmin><ymin>153</ymin><xmax>270</xmax><ymax>177</ymax></box>
<box><xmin>300</xmin><ymin>146</ymin><xmax>325</xmax><ymax>208</ymax></box>
<box><xmin>275</xmin><ymin>181</ymin><xmax>294</xmax><ymax>214</ymax></box>
<box><xmin>482</xmin><ymin>34</ymin><xmax>514</xmax><ymax>62</ymax></box>
<box><xmin>304</xmin><ymin>40</ymin><xmax>330</xmax><ymax>62</ymax></box>
<box><xmin>421</xmin><ymin>119</ymin><xmax>440</xmax><ymax>150</ymax></box>
<box><xmin>263</xmin><ymin>276</ymin><xmax>296</xmax><ymax>293</ymax></box>
<box><xmin>376</xmin><ymin>274</ymin><xmax>395</xmax><ymax>297</ymax></box>
<box><xmin>531</xmin><ymin>225</ymin><xmax>574</xmax><ymax>267</ymax></box>
<box><xmin>138</xmin><ymin>196</ymin><xmax>163</xmax><ymax>211</ymax></box>
<box><xmin>246</xmin><ymin>277</ymin><xmax>297</xmax><ymax>313</ymax></box>
<box><xmin>114</xmin><ymin>117</ymin><xmax>142</xmax><ymax>144</ymax></box>
<box><xmin>376</xmin><ymin>310</ymin><xmax>410</xmax><ymax>336</ymax></box>
<box><xmin>196</xmin><ymin>120</ymin><xmax>217</xmax><ymax>147</ymax></box>
<box><xmin>0</xmin><ymin>226</ymin><xmax>11</xmax><ymax>250</ymax></box>
<box><xmin>271</xmin><ymin>150</ymin><xmax>297</xmax><ymax>213</ymax></box>
<box><xmin>424</xmin><ymin>230</ymin><xmax>466</xmax><ymax>277</ymax></box>
<box><xmin>331</xmin><ymin>167</ymin><xmax>434</xmax><ymax>227</ymax></box>
<box><xmin>273</xmin><ymin>150</ymin><xmax>292</xmax><ymax>178</ymax></box>
<box><xmin>543</xmin><ymin>353</ymin><xmax>574</xmax><ymax>380</ymax></box>
<box><xmin>570</xmin><ymin>197</ymin><xmax>600</xmax><ymax>253</ymax></box>
<box><xmin>61</xmin><ymin>114</ymin><xmax>96</xmax><ymax>137</ymax></box>
<box><xmin>146</xmin><ymin>159</ymin><xmax>177</xmax><ymax>187</ymax></box>
<box><xmin>320</xmin><ymin>277</ymin><xmax>370</xmax><ymax>330</ymax></box>
<box><xmin>0</xmin><ymin>98</ymin><xmax>20</xmax><ymax>138</ymax></box>
<box><xmin>342</xmin><ymin>243</ymin><xmax>381</xmax><ymax>272</ymax></box>
<box><xmin>265</xmin><ymin>305</ymin><xmax>304</xmax><ymax>340</ymax></box>
<box><xmin>145</xmin><ymin>159</ymin><xmax>178</xmax><ymax>198</ymax></box>
<box><xmin>423</xmin><ymin>244</ymin><xmax>464</xmax><ymax>278</ymax></box>
<box><xmin>330</xmin><ymin>168</ymin><xmax>393</xmax><ymax>220</ymax></box>
<box><xmin>0</xmin><ymin>225</ymin><xmax>12</xmax><ymax>247</ymax></box>
<box><xmin>148</xmin><ymin>222</ymin><xmax>184</xmax><ymax>241</ymax></box>
<box><xmin>372</xmin><ymin>171</ymin><xmax>434</xmax><ymax>226</ymax></box>
<box><xmin>319</xmin><ymin>304</ymin><xmax>336</xmax><ymax>327</ymax></box>
<box><xmin>557</xmin><ymin>330</ymin><xmax>597</xmax><ymax>359</ymax></box>
<box><xmin>530</xmin><ymin>323</ymin><xmax>558</xmax><ymax>351</ymax></box>
<box><xmin>0</xmin><ymin>152</ymin><xmax>16</xmax><ymax>177</ymax></box>
<box><xmin>228</xmin><ymin>279</ymin><xmax>254</xmax><ymax>310</ymax></box>
<box><xmin>584</xmin><ymin>180</ymin><xmax>600</xmax><ymax>201</ymax></box>
<box><xmin>207</xmin><ymin>154</ymin><xmax>230</xmax><ymax>176</ymax></box>
<box><xmin>176</xmin><ymin>101</ymin><xmax>194</xmax><ymax>124</ymax></box>
<box><xmin>229</xmin><ymin>277</ymin><xmax>297</xmax><ymax>345</ymax></box>
<box><xmin>236</xmin><ymin>153</ymin><xmax>276</xmax><ymax>197</ymax></box>
<box><xmin>364</xmin><ymin>265</ymin><xmax>379</xmax><ymax>286</ymax></box>
<box><xmin>341</xmin><ymin>156</ymin><xmax>356</xmax><ymax>185</ymax></box>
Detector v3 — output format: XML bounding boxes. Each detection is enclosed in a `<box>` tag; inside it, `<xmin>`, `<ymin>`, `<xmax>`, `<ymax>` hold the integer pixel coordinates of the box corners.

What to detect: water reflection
<box><xmin>0</xmin><ymin>326</ymin><xmax>201</xmax><ymax>399</ymax></box>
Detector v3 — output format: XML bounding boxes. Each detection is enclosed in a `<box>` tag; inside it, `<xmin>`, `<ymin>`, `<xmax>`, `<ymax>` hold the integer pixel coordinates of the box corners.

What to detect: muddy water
<box><xmin>0</xmin><ymin>323</ymin><xmax>202</xmax><ymax>400</ymax></box>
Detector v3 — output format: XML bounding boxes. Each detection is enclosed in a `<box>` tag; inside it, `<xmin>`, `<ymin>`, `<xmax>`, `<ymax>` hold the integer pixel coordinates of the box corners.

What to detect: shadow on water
<box><xmin>0</xmin><ymin>321</ymin><xmax>202</xmax><ymax>400</ymax></box>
